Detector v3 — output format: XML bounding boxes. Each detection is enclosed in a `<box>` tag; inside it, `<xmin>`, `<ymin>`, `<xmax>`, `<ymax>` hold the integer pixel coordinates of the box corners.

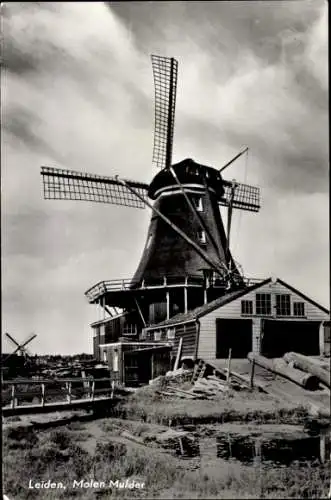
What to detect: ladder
<box><xmin>191</xmin><ymin>359</ymin><xmax>206</xmax><ymax>384</ymax></box>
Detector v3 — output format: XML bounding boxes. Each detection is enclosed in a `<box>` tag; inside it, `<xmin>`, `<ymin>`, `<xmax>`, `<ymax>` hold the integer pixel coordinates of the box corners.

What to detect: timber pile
<box><xmin>156</xmin><ymin>360</ymin><xmax>250</xmax><ymax>400</ymax></box>
<box><xmin>248</xmin><ymin>352</ymin><xmax>330</xmax><ymax>390</ymax></box>
<box><xmin>283</xmin><ymin>352</ymin><xmax>330</xmax><ymax>389</ymax></box>
<box><xmin>247</xmin><ymin>352</ymin><xmax>330</xmax><ymax>418</ymax></box>
<box><xmin>247</xmin><ymin>353</ymin><xmax>320</xmax><ymax>391</ymax></box>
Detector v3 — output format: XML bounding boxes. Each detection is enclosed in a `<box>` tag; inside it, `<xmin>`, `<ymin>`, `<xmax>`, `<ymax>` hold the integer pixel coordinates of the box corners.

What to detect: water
<box><xmin>161</xmin><ymin>426</ymin><xmax>331</xmax><ymax>467</ymax></box>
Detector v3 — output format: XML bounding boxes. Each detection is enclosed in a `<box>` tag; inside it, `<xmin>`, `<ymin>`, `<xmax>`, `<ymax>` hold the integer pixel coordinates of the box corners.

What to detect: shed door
<box><xmin>216</xmin><ymin>318</ymin><xmax>252</xmax><ymax>358</ymax></box>
<box><xmin>261</xmin><ymin>320</ymin><xmax>320</xmax><ymax>358</ymax></box>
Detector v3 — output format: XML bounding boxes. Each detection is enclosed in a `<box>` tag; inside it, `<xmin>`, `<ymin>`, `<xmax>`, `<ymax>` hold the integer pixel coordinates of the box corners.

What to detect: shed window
<box><xmin>276</xmin><ymin>294</ymin><xmax>291</xmax><ymax>316</ymax></box>
<box><xmin>241</xmin><ymin>300</ymin><xmax>253</xmax><ymax>315</ymax></box>
<box><xmin>122</xmin><ymin>322</ymin><xmax>137</xmax><ymax>336</ymax></box>
<box><xmin>256</xmin><ymin>293</ymin><xmax>271</xmax><ymax>315</ymax></box>
<box><xmin>167</xmin><ymin>328</ymin><xmax>175</xmax><ymax>340</ymax></box>
<box><xmin>293</xmin><ymin>302</ymin><xmax>305</xmax><ymax>317</ymax></box>
<box><xmin>197</xmin><ymin>230</ymin><xmax>206</xmax><ymax>244</ymax></box>
<box><xmin>154</xmin><ymin>331</ymin><xmax>162</xmax><ymax>341</ymax></box>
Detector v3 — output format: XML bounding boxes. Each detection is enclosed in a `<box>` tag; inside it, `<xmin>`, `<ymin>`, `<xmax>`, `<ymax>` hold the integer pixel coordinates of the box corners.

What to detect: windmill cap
<box><xmin>148</xmin><ymin>158</ymin><xmax>225</xmax><ymax>200</ymax></box>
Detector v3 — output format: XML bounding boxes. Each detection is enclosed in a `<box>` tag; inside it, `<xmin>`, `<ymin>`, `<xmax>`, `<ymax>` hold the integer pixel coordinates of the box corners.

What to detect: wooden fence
<box><xmin>2</xmin><ymin>377</ymin><xmax>116</xmax><ymax>411</ymax></box>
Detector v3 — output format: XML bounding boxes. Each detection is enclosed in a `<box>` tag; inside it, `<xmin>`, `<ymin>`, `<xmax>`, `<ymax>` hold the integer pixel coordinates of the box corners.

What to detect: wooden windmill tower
<box><xmin>41</xmin><ymin>55</ymin><xmax>260</xmax><ymax>336</ymax></box>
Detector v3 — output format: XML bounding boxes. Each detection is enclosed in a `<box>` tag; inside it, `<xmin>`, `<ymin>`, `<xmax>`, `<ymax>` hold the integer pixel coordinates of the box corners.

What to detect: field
<box><xmin>3</xmin><ymin>359</ymin><xmax>330</xmax><ymax>499</ymax></box>
<box><xmin>3</xmin><ymin>383</ymin><xmax>330</xmax><ymax>500</ymax></box>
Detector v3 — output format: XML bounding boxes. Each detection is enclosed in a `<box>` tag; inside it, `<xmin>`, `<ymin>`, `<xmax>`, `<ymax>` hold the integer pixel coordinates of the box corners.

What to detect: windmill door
<box><xmin>216</xmin><ymin>318</ymin><xmax>252</xmax><ymax>358</ymax></box>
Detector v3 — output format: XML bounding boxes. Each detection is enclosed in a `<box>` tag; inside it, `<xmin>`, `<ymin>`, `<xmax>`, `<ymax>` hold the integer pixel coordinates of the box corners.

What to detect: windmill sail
<box><xmin>221</xmin><ymin>181</ymin><xmax>260</xmax><ymax>212</ymax></box>
<box><xmin>151</xmin><ymin>55</ymin><xmax>178</xmax><ymax>170</ymax></box>
<box><xmin>41</xmin><ymin>167</ymin><xmax>149</xmax><ymax>209</ymax></box>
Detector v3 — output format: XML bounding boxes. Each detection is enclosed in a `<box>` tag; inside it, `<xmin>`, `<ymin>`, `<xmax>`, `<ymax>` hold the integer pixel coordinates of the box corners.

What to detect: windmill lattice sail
<box><xmin>151</xmin><ymin>55</ymin><xmax>178</xmax><ymax>170</ymax></box>
<box><xmin>221</xmin><ymin>182</ymin><xmax>260</xmax><ymax>212</ymax></box>
<box><xmin>41</xmin><ymin>166</ymin><xmax>149</xmax><ymax>209</ymax></box>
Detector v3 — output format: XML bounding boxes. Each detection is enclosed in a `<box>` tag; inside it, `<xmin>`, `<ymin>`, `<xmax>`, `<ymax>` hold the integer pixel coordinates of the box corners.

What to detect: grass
<box><xmin>3</xmin><ymin>422</ymin><xmax>330</xmax><ymax>499</ymax></box>
<box><xmin>112</xmin><ymin>387</ymin><xmax>309</xmax><ymax>426</ymax></box>
<box><xmin>158</xmin><ymin>460</ymin><xmax>330</xmax><ymax>499</ymax></box>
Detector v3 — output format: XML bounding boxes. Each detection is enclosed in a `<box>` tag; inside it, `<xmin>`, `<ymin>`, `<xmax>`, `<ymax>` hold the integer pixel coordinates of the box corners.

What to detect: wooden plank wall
<box><xmin>173</xmin><ymin>322</ymin><xmax>197</xmax><ymax>358</ymax></box>
<box><xmin>198</xmin><ymin>280</ymin><xmax>329</xmax><ymax>360</ymax></box>
<box><xmin>144</xmin><ymin>322</ymin><xmax>197</xmax><ymax>360</ymax></box>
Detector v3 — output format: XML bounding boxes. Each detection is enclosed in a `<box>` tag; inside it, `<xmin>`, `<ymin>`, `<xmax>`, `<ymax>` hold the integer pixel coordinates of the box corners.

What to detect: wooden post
<box><xmin>166</xmin><ymin>290</ymin><xmax>170</xmax><ymax>320</ymax></box>
<box><xmin>102</xmin><ymin>296</ymin><xmax>106</xmax><ymax>320</ymax></box>
<box><xmin>151</xmin><ymin>354</ymin><xmax>154</xmax><ymax>380</ymax></box>
<box><xmin>184</xmin><ymin>278</ymin><xmax>188</xmax><ymax>314</ymax></box>
<box><xmin>11</xmin><ymin>385</ymin><xmax>16</xmax><ymax>409</ymax></box>
<box><xmin>320</xmin><ymin>434</ymin><xmax>326</xmax><ymax>464</ymax></box>
<box><xmin>254</xmin><ymin>440</ymin><xmax>262</xmax><ymax>465</ymax></box>
<box><xmin>178</xmin><ymin>437</ymin><xmax>184</xmax><ymax>456</ymax></box>
<box><xmin>228</xmin><ymin>434</ymin><xmax>232</xmax><ymax>458</ymax></box>
<box><xmin>226</xmin><ymin>348</ymin><xmax>232</xmax><ymax>388</ymax></box>
<box><xmin>67</xmin><ymin>382</ymin><xmax>72</xmax><ymax>403</ymax></box>
<box><xmin>91</xmin><ymin>380</ymin><xmax>95</xmax><ymax>401</ymax></box>
<box><xmin>41</xmin><ymin>383</ymin><xmax>45</xmax><ymax>407</ymax></box>
<box><xmin>250</xmin><ymin>359</ymin><xmax>255</xmax><ymax>389</ymax></box>
<box><xmin>174</xmin><ymin>337</ymin><xmax>183</xmax><ymax>371</ymax></box>
<box><xmin>110</xmin><ymin>380</ymin><xmax>115</xmax><ymax>399</ymax></box>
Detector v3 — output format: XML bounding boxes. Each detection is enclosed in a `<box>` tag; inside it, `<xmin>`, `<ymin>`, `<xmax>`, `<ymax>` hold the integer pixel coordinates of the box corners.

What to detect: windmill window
<box><xmin>293</xmin><ymin>302</ymin><xmax>305</xmax><ymax>317</ymax></box>
<box><xmin>241</xmin><ymin>300</ymin><xmax>253</xmax><ymax>315</ymax></box>
<box><xmin>193</xmin><ymin>196</ymin><xmax>203</xmax><ymax>212</ymax></box>
<box><xmin>197</xmin><ymin>230</ymin><xmax>206</xmax><ymax>244</ymax></box>
<box><xmin>256</xmin><ymin>293</ymin><xmax>271</xmax><ymax>315</ymax></box>
<box><xmin>275</xmin><ymin>294</ymin><xmax>291</xmax><ymax>316</ymax></box>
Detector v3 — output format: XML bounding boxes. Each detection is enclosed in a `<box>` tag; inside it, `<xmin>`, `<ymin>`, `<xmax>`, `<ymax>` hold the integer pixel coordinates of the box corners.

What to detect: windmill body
<box><xmin>41</xmin><ymin>55</ymin><xmax>261</xmax><ymax>343</ymax></box>
<box><xmin>134</xmin><ymin>158</ymin><xmax>235</xmax><ymax>283</ymax></box>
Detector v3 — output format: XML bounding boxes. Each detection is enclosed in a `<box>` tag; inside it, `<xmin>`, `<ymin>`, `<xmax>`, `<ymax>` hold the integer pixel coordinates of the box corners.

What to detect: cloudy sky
<box><xmin>2</xmin><ymin>1</ymin><xmax>328</xmax><ymax>354</ymax></box>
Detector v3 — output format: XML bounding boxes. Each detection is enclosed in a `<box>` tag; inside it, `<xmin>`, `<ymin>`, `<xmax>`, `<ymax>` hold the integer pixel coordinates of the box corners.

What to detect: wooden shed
<box><xmin>98</xmin><ymin>340</ymin><xmax>171</xmax><ymax>386</ymax></box>
<box><xmin>143</xmin><ymin>277</ymin><xmax>329</xmax><ymax>360</ymax></box>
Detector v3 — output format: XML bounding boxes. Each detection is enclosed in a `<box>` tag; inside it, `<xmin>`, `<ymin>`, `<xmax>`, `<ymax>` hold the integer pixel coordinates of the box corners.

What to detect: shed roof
<box><xmin>146</xmin><ymin>277</ymin><xmax>329</xmax><ymax>330</ymax></box>
<box><xmin>146</xmin><ymin>278</ymin><xmax>271</xmax><ymax>330</ymax></box>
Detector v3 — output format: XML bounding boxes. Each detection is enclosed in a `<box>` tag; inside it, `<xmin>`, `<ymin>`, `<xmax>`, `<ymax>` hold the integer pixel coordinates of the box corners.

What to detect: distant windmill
<box><xmin>3</xmin><ymin>332</ymin><xmax>37</xmax><ymax>363</ymax></box>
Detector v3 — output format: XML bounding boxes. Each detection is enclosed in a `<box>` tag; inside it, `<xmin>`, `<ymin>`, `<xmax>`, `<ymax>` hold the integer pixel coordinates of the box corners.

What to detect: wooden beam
<box><xmin>226</xmin><ymin>348</ymin><xmax>232</xmax><ymax>389</ymax></box>
<box><xmin>219</xmin><ymin>147</ymin><xmax>249</xmax><ymax>173</ymax></box>
<box><xmin>184</xmin><ymin>282</ymin><xmax>188</xmax><ymax>314</ymax></box>
<box><xmin>250</xmin><ymin>359</ymin><xmax>256</xmax><ymax>389</ymax></box>
<box><xmin>226</xmin><ymin>182</ymin><xmax>237</xmax><ymax>269</ymax></box>
<box><xmin>174</xmin><ymin>337</ymin><xmax>183</xmax><ymax>371</ymax></box>
<box><xmin>166</xmin><ymin>290</ymin><xmax>170</xmax><ymax>320</ymax></box>
<box><xmin>134</xmin><ymin>297</ymin><xmax>146</xmax><ymax>328</ymax></box>
<box><xmin>104</xmin><ymin>305</ymin><xmax>113</xmax><ymax>317</ymax></box>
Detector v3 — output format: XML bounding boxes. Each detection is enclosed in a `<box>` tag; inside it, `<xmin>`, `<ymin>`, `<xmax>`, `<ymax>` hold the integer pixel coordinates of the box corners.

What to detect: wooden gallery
<box><xmin>88</xmin><ymin>276</ymin><xmax>329</xmax><ymax>387</ymax></box>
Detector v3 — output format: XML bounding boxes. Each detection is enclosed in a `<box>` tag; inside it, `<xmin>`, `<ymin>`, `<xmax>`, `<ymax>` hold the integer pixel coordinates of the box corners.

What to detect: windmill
<box><xmin>40</xmin><ymin>55</ymin><xmax>260</xmax><ymax>333</ymax></box>
<box><xmin>3</xmin><ymin>332</ymin><xmax>37</xmax><ymax>362</ymax></box>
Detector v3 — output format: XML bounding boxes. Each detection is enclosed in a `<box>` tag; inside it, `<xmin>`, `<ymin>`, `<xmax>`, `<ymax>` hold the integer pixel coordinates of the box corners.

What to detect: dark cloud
<box><xmin>110</xmin><ymin>0</ymin><xmax>328</xmax><ymax>194</ymax></box>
